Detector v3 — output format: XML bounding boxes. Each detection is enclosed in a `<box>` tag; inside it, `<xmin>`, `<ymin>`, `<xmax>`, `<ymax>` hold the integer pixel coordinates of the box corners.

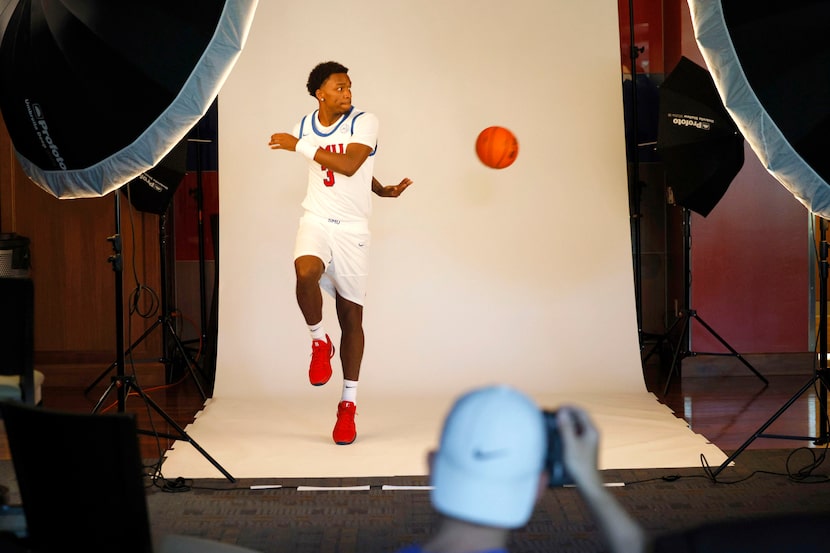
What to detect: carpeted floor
<box><xmin>5</xmin><ymin>448</ymin><xmax>829</xmax><ymax>552</ymax></box>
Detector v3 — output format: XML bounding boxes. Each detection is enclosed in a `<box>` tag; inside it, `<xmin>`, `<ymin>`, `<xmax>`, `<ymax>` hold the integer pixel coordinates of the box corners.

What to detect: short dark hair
<box><xmin>306</xmin><ymin>61</ymin><xmax>349</xmax><ymax>97</ymax></box>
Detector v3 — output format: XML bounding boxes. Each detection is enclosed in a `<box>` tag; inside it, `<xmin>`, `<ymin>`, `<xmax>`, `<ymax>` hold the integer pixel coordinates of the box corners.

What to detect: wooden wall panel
<box><xmin>0</xmin><ymin>114</ymin><xmax>16</xmax><ymax>232</ymax></box>
<box><xmin>0</xmin><ymin>113</ymin><xmax>162</xmax><ymax>366</ymax></box>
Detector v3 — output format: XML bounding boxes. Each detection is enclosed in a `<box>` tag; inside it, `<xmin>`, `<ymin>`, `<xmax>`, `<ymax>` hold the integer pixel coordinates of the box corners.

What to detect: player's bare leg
<box><xmin>295</xmin><ymin>255</ymin><xmax>325</xmax><ymax>324</ymax></box>
<box><xmin>295</xmin><ymin>255</ymin><xmax>333</xmax><ymax>385</ymax></box>
<box><xmin>335</xmin><ymin>294</ymin><xmax>364</xmax><ymax>382</ymax></box>
<box><xmin>332</xmin><ymin>293</ymin><xmax>363</xmax><ymax>444</ymax></box>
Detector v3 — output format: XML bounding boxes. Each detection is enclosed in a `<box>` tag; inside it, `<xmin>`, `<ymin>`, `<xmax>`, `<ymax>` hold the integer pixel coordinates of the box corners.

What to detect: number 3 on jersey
<box><xmin>323</xmin><ymin>166</ymin><xmax>335</xmax><ymax>186</ymax></box>
<box><xmin>321</xmin><ymin>143</ymin><xmax>345</xmax><ymax>187</ymax></box>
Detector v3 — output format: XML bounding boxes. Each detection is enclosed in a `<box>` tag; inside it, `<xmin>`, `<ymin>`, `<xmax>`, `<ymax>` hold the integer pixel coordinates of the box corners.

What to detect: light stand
<box><xmin>180</xmin><ymin>137</ymin><xmax>213</xmax><ymax>383</ymax></box>
<box><xmin>92</xmin><ymin>192</ymin><xmax>234</xmax><ymax>482</ymax></box>
<box><xmin>194</xmin><ymin>138</ymin><xmax>209</xmax><ymax>354</ymax></box>
<box><xmin>623</xmin><ymin>0</ymin><xmax>666</xmax><ymax>357</ymax></box>
<box><xmin>708</xmin><ymin>215</ymin><xmax>830</xmax><ymax>478</ymax></box>
<box><xmin>658</xmin><ymin>207</ymin><xmax>768</xmax><ymax>395</ymax></box>
<box><xmin>83</xmin><ymin>207</ymin><xmax>208</xmax><ymax>401</ymax></box>
<box><xmin>624</xmin><ymin>0</ymin><xmax>648</xmax><ymax>348</ymax></box>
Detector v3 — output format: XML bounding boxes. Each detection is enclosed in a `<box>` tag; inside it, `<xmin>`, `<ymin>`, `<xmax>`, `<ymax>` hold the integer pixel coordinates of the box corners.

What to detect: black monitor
<box><xmin>0</xmin><ymin>401</ymin><xmax>153</xmax><ymax>553</ymax></box>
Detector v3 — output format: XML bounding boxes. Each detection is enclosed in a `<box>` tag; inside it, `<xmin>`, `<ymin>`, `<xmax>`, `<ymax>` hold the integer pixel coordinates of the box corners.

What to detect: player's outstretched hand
<box><xmin>269</xmin><ymin>132</ymin><xmax>298</xmax><ymax>151</ymax></box>
<box><xmin>377</xmin><ymin>177</ymin><xmax>413</xmax><ymax>197</ymax></box>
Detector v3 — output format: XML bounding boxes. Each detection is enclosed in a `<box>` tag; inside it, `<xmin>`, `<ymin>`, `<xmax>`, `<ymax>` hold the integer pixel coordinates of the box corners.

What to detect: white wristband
<box><xmin>295</xmin><ymin>137</ymin><xmax>318</xmax><ymax>161</ymax></box>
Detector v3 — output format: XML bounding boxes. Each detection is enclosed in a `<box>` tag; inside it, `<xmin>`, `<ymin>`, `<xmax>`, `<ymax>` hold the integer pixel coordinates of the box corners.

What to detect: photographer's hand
<box><xmin>557</xmin><ymin>407</ymin><xmax>601</xmax><ymax>489</ymax></box>
<box><xmin>556</xmin><ymin>406</ymin><xmax>648</xmax><ymax>553</ymax></box>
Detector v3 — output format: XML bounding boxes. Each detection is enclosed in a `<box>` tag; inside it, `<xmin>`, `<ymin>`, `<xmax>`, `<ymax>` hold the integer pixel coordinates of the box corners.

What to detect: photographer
<box><xmin>392</xmin><ymin>385</ymin><xmax>648</xmax><ymax>553</ymax></box>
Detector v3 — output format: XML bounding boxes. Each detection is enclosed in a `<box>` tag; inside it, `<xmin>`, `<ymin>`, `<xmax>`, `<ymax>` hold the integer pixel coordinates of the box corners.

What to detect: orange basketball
<box><xmin>475</xmin><ymin>126</ymin><xmax>519</xmax><ymax>169</ymax></box>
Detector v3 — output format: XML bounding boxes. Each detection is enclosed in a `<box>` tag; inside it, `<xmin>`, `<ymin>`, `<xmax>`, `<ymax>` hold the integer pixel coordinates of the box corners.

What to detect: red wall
<box><xmin>174</xmin><ymin>170</ymin><xmax>219</xmax><ymax>262</ymax></box>
<box><xmin>678</xmin><ymin>3</ymin><xmax>810</xmax><ymax>353</ymax></box>
<box><xmin>690</xmin><ymin>149</ymin><xmax>809</xmax><ymax>353</ymax></box>
<box><xmin>618</xmin><ymin>0</ymin><xmax>666</xmax><ymax>75</ymax></box>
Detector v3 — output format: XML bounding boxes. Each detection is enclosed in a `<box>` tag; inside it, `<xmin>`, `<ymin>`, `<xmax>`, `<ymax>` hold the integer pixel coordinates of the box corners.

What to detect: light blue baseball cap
<box><xmin>430</xmin><ymin>385</ymin><xmax>547</xmax><ymax>528</ymax></box>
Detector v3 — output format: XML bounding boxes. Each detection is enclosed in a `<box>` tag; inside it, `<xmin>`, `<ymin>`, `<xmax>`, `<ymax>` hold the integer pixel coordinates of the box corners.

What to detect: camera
<box><xmin>543</xmin><ymin>410</ymin><xmax>574</xmax><ymax>487</ymax></box>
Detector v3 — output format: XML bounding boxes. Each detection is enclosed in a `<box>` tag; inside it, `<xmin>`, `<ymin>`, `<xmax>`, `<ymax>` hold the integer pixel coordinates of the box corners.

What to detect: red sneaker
<box><xmin>309</xmin><ymin>335</ymin><xmax>334</xmax><ymax>386</ymax></box>
<box><xmin>333</xmin><ymin>401</ymin><xmax>357</xmax><ymax>445</ymax></box>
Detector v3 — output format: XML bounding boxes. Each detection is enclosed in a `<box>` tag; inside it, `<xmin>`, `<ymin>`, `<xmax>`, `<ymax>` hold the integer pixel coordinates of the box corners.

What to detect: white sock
<box><xmin>308</xmin><ymin>322</ymin><xmax>326</xmax><ymax>341</ymax></box>
<box><xmin>342</xmin><ymin>380</ymin><xmax>358</xmax><ymax>403</ymax></box>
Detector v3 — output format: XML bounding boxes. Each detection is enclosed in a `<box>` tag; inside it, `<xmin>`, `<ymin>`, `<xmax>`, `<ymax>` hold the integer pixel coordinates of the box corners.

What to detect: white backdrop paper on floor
<box><xmin>162</xmin><ymin>393</ymin><xmax>726</xmax><ymax>479</ymax></box>
<box><xmin>162</xmin><ymin>0</ymin><xmax>728</xmax><ymax>479</ymax></box>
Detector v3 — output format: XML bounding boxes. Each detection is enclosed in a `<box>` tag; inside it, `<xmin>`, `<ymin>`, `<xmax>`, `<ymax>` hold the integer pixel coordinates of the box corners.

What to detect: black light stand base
<box><xmin>83</xmin><ymin>314</ymin><xmax>208</xmax><ymax>401</ymax></box>
<box><xmin>84</xmin><ymin>210</ymin><xmax>209</xmax><ymax>400</ymax></box>
<box><xmin>662</xmin><ymin>308</ymin><xmax>768</xmax><ymax>396</ymax></box>
<box><xmin>97</xmin><ymin>192</ymin><xmax>233</xmax><ymax>483</ymax></box>
<box><xmin>92</xmin><ymin>374</ymin><xmax>234</xmax><ymax>482</ymax></box>
<box><xmin>708</xmin><ymin>215</ymin><xmax>830</xmax><ymax>478</ymax></box>
<box><xmin>640</xmin><ymin>330</ymin><xmax>667</xmax><ymax>359</ymax></box>
<box><xmin>708</xmin><ymin>369</ymin><xmax>830</xmax><ymax>479</ymax></box>
<box><xmin>644</xmin><ymin>208</ymin><xmax>767</xmax><ymax>396</ymax></box>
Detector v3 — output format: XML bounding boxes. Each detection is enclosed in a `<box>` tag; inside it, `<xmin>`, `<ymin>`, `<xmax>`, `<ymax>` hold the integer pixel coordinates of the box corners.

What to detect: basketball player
<box><xmin>268</xmin><ymin>61</ymin><xmax>413</xmax><ymax>445</ymax></box>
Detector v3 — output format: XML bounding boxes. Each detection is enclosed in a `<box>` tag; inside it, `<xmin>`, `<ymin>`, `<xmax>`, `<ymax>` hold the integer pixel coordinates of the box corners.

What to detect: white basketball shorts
<box><xmin>293</xmin><ymin>212</ymin><xmax>371</xmax><ymax>306</ymax></box>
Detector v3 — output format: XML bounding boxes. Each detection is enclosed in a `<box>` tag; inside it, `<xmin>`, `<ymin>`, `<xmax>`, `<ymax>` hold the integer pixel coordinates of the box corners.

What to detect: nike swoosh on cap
<box><xmin>472</xmin><ymin>449</ymin><xmax>509</xmax><ymax>460</ymax></box>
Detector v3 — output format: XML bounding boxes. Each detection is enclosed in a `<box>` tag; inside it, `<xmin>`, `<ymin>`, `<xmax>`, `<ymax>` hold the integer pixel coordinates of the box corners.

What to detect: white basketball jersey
<box><xmin>293</xmin><ymin>107</ymin><xmax>378</xmax><ymax>222</ymax></box>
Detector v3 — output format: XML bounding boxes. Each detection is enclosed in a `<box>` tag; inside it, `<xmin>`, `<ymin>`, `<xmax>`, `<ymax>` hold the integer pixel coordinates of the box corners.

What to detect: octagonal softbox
<box><xmin>656</xmin><ymin>56</ymin><xmax>744</xmax><ymax>217</ymax></box>
<box><xmin>689</xmin><ymin>0</ymin><xmax>830</xmax><ymax>217</ymax></box>
<box><xmin>0</xmin><ymin>0</ymin><xmax>257</xmax><ymax>199</ymax></box>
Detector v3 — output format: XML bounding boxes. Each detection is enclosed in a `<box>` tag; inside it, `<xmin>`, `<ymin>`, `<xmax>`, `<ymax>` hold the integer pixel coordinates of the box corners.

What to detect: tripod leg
<box><xmin>692</xmin><ymin>313</ymin><xmax>768</xmax><ymax>385</ymax></box>
<box><xmin>86</xmin><ymin>360</ymin><xmax>120</xmax><ymax>396</ymax></box>
<box><xmin>817</xmin><ymin>370</ymin><xmax>830</xmax><ymax>445</ymax></box>
<box><xmin>710</xmin><ymin>375</ymin><xmax>817</xmax><ymax>478</ymax></box>
<box><xmin>91</xmin><ymin>377</ymin><xmax>121</xmax><ymax>414</ymax></box>
<box><xmin>663</xmin><ymin>313</ymin><xmax>691</xmax><ymax>396</ymax></box>
<box><xmin>641</xmin><ymin>333</ymin><xmax>665</xmax><ymax>364</ymax></box>
<box><xmin>124</xmin><ymin>378</ymin><xmax>234</xmax><ymax>482</ymax></box>
<box><xmin>642</xmin><ymin>314</ymin><xmax>684</xmax><ymax>364</ymax></box>
<box><xmin>84</xmin><ymin>317</ymin><xmax>164</xmax><ymax>394</ymax></box>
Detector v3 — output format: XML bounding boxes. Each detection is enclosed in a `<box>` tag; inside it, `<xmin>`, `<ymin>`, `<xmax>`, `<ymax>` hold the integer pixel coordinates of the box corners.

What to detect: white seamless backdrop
<box><xmin>161</xmin><ymin>0</ymin><xmax>730</xmax><ymax>479</ymax></box>
<box><xmin>214</xmin><ymin>0</ymin><xmax>643</xmax><ymax>399</ymax></box>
